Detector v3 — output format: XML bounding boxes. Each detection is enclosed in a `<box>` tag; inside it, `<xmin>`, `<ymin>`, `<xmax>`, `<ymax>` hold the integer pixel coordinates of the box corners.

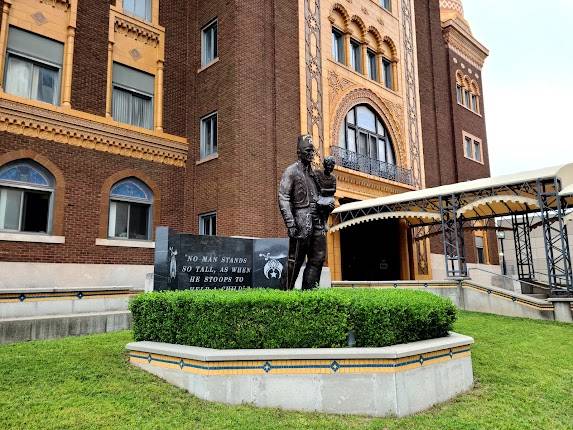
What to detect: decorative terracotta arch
<box><xmin>350</xmin><ymin>15</ymin><xmax>367</xmax><ymax>40</ymax></box>
<box><xmin>329</xmin><ymin>3</ymin><xmax>350</xmax><ymax>30</ymax></box>
<box><xmin>331</xmin><ymin>88</ymin><xmax>407</xmax><ymax>168</ymax></box>
<box><xmin>382</xmin><ymin>36</ymin><xmax>399</xmax><ymax>60</ymax></box>
<box><xmin>470</xmin><ymin>80</ymin><xmax>481</xmax><ymax>96</ymax></box>
<box><xmin>455</xmin><ymin>70</ymin><xmax>464</xmax><ymax>85</ymax></box>
<box><xmin>367</xmin><ymin>26</ymin><xmax>383</xmax><ymax>51</ymax></box>
<box><xmin>0</xmin><ymin>149</ymin><xmax>66</xmax><ymax>236</ymax></box>
<box><xmin>98</xmin><ymin>169</ymin><xmax>161</xmax><ymax>240</ymax></box>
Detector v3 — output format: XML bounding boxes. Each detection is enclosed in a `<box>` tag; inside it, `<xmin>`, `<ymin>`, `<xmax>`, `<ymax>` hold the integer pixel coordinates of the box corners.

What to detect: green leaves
<box><xmin>129</xmin><ymin>289</ymin><xmax>457</xmax><ymax>349</ymax></box>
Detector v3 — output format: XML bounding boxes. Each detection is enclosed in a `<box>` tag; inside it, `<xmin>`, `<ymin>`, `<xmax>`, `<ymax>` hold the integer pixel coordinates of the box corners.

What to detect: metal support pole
<box><xmin>499</xmin><ymin>236</ymin><xmax>507</xmax><ymax>276</ymax></box>
<box><xmin>536</xmin><ymin>179</ymin><xmax>573</xmax><ymax>295</ymax></box>
<box><xmin>439</xmin><ymin>195</ymin><xmax>467</xmax><ymax>278</ymax></box>
<box><xmin>511</xmin><ymin>213</ymin><xmax>535</xmax><ymax>280</ymax></box>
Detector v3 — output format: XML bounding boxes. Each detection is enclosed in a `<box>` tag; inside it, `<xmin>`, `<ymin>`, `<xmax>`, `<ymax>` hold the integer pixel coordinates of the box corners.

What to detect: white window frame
<box><xmin>350</xmin><ymin>39</ymin><xmax>362</xmax><ymax>73</ymax></box>
<box><xmin>366</xmin><ymin>49</ymin><xmax>378</xmax><ymax>81</ymax></box>
<box><xmin>201</xmin><ymin>19</ymin><xmax>218</xmax><ymax>67</ymax></box>
<box><xmin>4</xmin><ymin>51</ymin><xmax>61</xmax><ymax>106</ymax></box>
<box><xmin>0</xmin><ymin>162</ymin><xmax>55</xmax><ymax>235</ymax></box>
<box><xmin>108</xmin><ymin>179</ymin><xmax>153</xmax><ymax>241</ymax></box>
<box><xmin>123</xmin><ymin>0</ymin><xmax>152</xmax><ymax>22</ymax></box>
<box><xmin>200</xmin><ymin>112</ymin><xmax>218</xmax><ymax>159</ymax></box>
<box><xmin>462</xmin><ymin>131</ymin><xmax>484</xmax><ymax>165</ymax></box>
<box><xmin>112</xmin><ymin>83</ymin><xmax>154</xmax><ymax>129</ymax></box>
<box><xmin>199</xmin><ymin>212</ymin><xmax>217</xmax><ymax>236</ymax></box>
<box><xmin>382</xmin><ymin>57</ymin><xmax>393</xmax><ymax>90</ymax></box>
<box><xmin>380</xmin><ymin>0</ymin><xmax>391</xmax><ymax>12</ymax></box>
<box><xmin>332</xmin><ymin>27</ymin><xmax>345</xmax><ymax>64</ymax></box>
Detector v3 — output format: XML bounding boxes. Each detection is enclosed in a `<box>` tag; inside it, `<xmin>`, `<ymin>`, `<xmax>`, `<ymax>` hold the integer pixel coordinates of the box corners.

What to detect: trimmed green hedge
<box><xmin>129</xmin><ymin>289</ymin><xmax>457</xmax><ymax>349</ymax></box>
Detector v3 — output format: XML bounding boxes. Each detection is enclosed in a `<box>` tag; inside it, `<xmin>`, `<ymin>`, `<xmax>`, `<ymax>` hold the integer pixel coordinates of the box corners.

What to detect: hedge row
<box><xmin>129</xmin><ymin>289</ymin><xmax>457</xmax><ymax>349</ymax></box>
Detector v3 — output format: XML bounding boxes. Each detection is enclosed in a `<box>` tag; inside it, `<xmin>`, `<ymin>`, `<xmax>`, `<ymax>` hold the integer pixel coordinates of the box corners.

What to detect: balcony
<box><xmin>330</xmin><ymin>146</ymin><xmax>413</xmax><ymax>186</ymax></box>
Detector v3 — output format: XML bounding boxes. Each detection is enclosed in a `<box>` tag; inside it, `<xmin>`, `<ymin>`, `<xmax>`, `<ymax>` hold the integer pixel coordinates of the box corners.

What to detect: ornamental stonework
<box><xmin>327</xmin><ymin>71</ymin><xmax>354</xmax><ymax>105</ymax></box>
<box><xmin>0</xmin><ymin>99</ymin><xmax>187</xmax><ymax>167</ymax></box>
<box><xmin>304</xmin><ymin>0</ymin><xmax>324</xmax><ymax>154</ymax></box>
<box><xmin>114</xmin><ymin>16</ymin><xmax>161</xmax><ymax>47</ymax></box>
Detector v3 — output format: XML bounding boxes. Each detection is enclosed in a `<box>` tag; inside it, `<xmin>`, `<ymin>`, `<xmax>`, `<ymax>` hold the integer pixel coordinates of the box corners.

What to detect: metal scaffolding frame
<box><xmin>512</xmin><ymin>213</ymin><xmax>535</xmax><ymax>280</ymax></box>
<box><xmin>439</xmin><ymin>195</ymin><xmax>467</xmax><ymax>278</ymax></box>
<box><xmin>537</xmin><ymin>178</ymin><xmax>573</xmax><ymax>295</ymax></box>
<box><xmin>332</xmin><ymin>164</ymin><xmax>573</xmax><ymax>296</ymax></box>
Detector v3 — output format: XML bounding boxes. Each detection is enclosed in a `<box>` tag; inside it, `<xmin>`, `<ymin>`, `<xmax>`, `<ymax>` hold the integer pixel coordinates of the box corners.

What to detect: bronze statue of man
<box><xmin>278</xmin><ymin>135</ymin><xmax>335</xmax><ymax>290</ymax></box>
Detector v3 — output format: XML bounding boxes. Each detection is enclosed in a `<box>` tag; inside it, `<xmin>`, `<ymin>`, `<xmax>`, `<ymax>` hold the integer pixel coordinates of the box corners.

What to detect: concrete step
<box><xmin>0</xmin><ymin>310</ymin><xmax>131</xmax><ymax>344</ymax></box>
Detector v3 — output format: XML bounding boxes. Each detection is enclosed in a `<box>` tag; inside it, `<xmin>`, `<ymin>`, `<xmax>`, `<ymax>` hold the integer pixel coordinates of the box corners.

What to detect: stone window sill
<box><xmin>96</xmin><ymin>238</ymin><xmax>155</xmax><ymax>248</ymax></box>
<box><xmin>196</xmin><ymin>153</ymin><xmax>219</xmax><ymax>165</ymax></box>
<box><xmin>0</xmin><ymin>232</ymin><xmax>65</xmax><ymax>244</ymax></box>
<box><xmin>198</xmin><ymin>57</ymin><xmax>220</xmax><ymax>74</ymax></box>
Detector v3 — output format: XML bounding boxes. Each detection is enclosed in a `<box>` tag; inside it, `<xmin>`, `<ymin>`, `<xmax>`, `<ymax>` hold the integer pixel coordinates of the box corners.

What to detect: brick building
<box><xmin>0</xmin><ymin>0</ymin><xmax>495</xmax><ymax>289</ymax></box>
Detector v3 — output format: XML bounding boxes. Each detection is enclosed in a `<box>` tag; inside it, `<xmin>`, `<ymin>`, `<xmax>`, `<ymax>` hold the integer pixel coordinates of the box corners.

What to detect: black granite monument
<box><xmin>154</xmin><ymin>227</ymin><xmax>288</xmax><ymax>291</ymax></box>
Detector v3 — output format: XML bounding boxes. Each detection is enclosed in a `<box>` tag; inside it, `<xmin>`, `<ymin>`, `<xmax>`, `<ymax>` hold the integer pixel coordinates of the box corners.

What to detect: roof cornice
<box><xmin>442</xmin><ymin>19</ymin><xmax>489</xmax><ymax>69</ymax></box>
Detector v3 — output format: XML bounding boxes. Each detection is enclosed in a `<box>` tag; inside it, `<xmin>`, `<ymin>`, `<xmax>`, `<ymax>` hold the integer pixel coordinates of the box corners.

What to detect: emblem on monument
<box><xmin>259</xmin><ymin>253</ymin><xmax>285</xmax><ymax>280</ymax></box>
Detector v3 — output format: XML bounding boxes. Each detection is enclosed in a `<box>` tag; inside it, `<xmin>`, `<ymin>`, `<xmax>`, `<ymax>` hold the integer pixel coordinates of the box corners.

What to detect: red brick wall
<box><xmin>184</xmin><ymin>0</ymin><xmax>301</xmax><ymax>238</ymax></box>
<box><xmin>448</xmin><ymin>53</ymin><xmax>491</xmax><ymax>182</ymax></box>
<box><xmin>415</xmin><ymin>0</ymin><xmax>497</xmax><ymax>265</ymax></box>
<box><xmin>160</xmin><ymin>0</ymin><xmax>188</xmax><ymax>137</ymax></box>
<box><xmin>415</xmin><ymin>0</ymin><xmax>457</xmax><ymax>188</ymax></box>
<box><xmin>71</xmin><ymin>0</ymin><xmax>109</xmax><ymax>116</ymax></box>
<box><xmin>0</xmin><ymin>135</ymin><xmax>184</xmax><ymax>265</ymax></box>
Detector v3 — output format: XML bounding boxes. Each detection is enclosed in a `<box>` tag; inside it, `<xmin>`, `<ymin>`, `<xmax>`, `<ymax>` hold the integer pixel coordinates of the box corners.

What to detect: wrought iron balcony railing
<box><xmin>330</xmin><ymin>146</ymin><xmax>414</xmax><ymax>186</ymax></box>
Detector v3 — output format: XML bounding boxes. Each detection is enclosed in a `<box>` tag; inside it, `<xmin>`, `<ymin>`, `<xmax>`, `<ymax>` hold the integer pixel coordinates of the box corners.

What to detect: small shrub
<box><xmin>129</xmin><ymin>289</ymin><xmax>457</xmax><ymax>349</ymax></box>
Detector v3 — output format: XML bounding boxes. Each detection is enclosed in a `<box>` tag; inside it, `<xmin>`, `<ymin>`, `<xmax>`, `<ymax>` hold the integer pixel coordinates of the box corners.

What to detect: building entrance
<box><xmin>340</xmin><ymin>218</ymin><xmax>402</xmax><ymax>281</ymax></box>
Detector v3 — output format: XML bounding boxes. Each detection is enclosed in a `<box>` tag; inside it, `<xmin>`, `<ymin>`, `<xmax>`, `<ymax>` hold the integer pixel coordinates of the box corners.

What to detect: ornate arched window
<box><xmin>0</xmin><ymin>160</ymin><xmax>55</xmax><ymax>233</ymax></box>
<box><xmin>336</xmin><ymin>104</ymin><xmax>397</xmax><ymax>178</ymax></box>
<box><xmin>456</xmin><ymin>71</ymin><xmax>481</xmax><ymax>114</ymax></box>
<box><xmin>339</xmin><ymin>105</ymin><xmax>395</xmax><ymax>162</ymax></box>
<box><xmin>108</xmin><ymin>178</ymin><xmax>153</xmax><ymax>240</ymax></box>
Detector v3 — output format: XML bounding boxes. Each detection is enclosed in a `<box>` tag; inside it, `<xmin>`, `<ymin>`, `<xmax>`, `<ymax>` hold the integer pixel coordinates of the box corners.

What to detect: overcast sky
<box><xmin>463</xmin><ymin>0</ymin><xmax>573</xmax><ymax>176</ymax></box>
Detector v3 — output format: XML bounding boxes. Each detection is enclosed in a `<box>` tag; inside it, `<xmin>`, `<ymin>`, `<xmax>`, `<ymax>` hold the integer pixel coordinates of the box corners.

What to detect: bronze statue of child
<box><xmin>315</xmin><ymin>156</ymin><xmax>337</xmax><ymax>232</ymax></box>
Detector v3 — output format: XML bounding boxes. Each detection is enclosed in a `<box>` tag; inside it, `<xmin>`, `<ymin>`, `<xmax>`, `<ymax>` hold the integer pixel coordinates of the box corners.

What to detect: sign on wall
<box><xmin>154</xmin><ymin>227</ymin><xmax>288</xmax><ymax>291</ymax></box>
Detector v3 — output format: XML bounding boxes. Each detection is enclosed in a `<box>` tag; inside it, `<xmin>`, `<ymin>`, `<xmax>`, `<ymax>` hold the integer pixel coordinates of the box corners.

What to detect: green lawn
<box><xmin>0</xmin><ymin>312</ymin><xmax>572</xmax><ymax>430</ymax></box>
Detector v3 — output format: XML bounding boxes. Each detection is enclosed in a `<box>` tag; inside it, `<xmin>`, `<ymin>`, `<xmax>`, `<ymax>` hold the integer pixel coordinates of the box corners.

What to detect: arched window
<box><xmin>339</xmin><ymin>105</ymin><xmax>395</xmax><ymax>162</ymax></box>
<box><xmin>456</xmin><ymin>71</ymin><xmax>481</xmax><ymax>114</ymax></box>
<box><xmin>108</xmin><ymin>178</ymin><xmax>153</xmax><ymax>240</ymax></box>
<box><xmin>0</xmin><ymin>160</ymin><xmax>55</xmax><ymax>233</ymax></box>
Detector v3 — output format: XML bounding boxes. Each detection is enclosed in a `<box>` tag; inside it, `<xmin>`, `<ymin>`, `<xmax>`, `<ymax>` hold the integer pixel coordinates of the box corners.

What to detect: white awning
<box><xmin>334</xmin><ymin>163</ymin><xmax>573</xmax><ymax>215</ymax></box>
<box><xmin>456</xmin><ymin>195</ymin><xmax>539</xmax><ymax>218</ymax></box>
<box><xmin>560</xmin><ymin>184</ymin><xmax>573</xmax><ymax>197</ymax></box>
<box><xmin>329</xmin><ymin>211</ymin><xmax>441</xmax><ymax>233</ymax></box>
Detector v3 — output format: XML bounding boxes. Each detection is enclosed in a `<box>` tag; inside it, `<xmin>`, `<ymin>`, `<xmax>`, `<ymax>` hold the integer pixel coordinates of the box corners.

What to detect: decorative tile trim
<box><xmin>304</xmin><ymin>0</ymin><xmax>324</xmax><ymax>154</ymax></box>
<box><xmin>0</xmin><ymin>97</ymin><xmax>187</xmax><ymax>167</ymax></box>
<box><xmin>400</xmin><ymin>0</ymin><xmax>422</xmax><ymax>189</ymax></box>
<box><xmin>0</xmin><ymin>289</ymin><xmax>137</xmax><ymax>304</ymax></box>
<box><xmin>129</xmin><ymin>345</ymin><xmax>471</xmax><ymax>376</ymax></box>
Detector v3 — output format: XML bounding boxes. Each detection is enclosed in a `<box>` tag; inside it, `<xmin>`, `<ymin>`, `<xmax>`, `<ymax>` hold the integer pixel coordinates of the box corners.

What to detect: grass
<box><xmin>0</xmin><ymin>312</ymin><xmax>571</xmax><ymax>430</ymax></box>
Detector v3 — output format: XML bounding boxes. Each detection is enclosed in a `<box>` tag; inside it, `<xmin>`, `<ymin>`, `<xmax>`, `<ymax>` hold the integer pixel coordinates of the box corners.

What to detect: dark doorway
<box><xmin>340</xmin><ymin>218</ymin><xmax>402</xmax><ymax>281</ymax></box>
